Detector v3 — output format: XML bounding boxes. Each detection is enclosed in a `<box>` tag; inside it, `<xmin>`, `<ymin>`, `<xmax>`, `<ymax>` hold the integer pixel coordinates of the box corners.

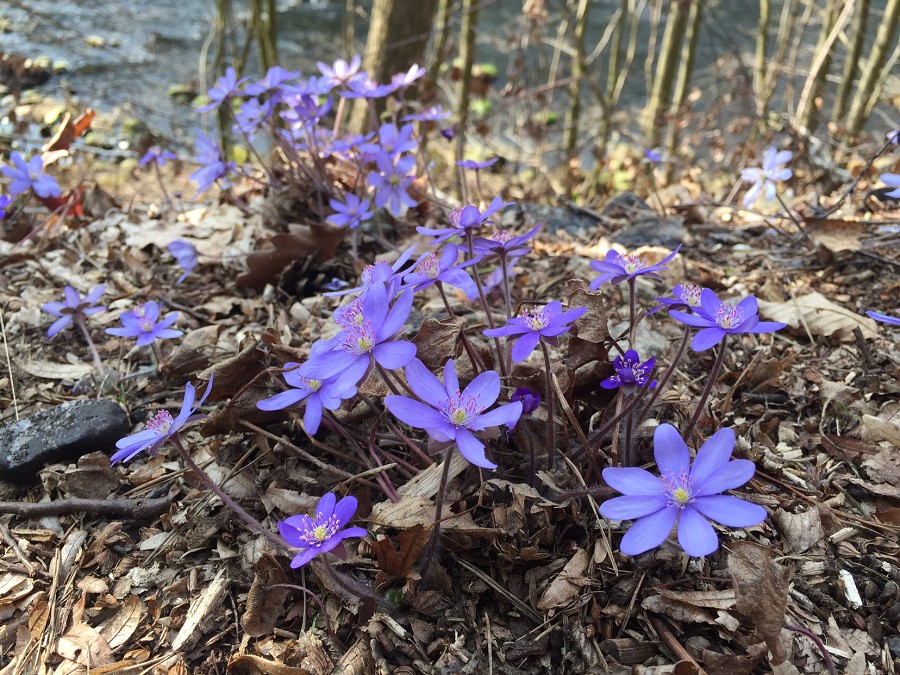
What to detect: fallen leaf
<box><xmin>537</xmin><ymin>548</ymin><xmax>590</xmax><ymax>612</ymax></box>
<box><xmin>756</xmin><ymin>292</ymin><xmax>877</xmax><ymax>341</ymax></box>
<box><xmin>805</xmin><ymin>218</ymin><xmax>867</xmax><ymax>252</ymax></box>
<box><xmin>371</xmin><ymin>525</ymin><xmax>430</xmax><ymax>588</ymax></box>
<box><xmin>98</xmin><ymin>595</ymin><xmax>143</xmax><ymax>650</ymax></box>
<box><xmin>171</xmin><ymin>568</ymin><xmax>228</xmax><ymax>651</ymax></box>
<box><xmin>42</xmin><ymin>109</ymin><xmax>95</xmax><ymax>153</ymax></box>
<box><xmin>226</xmin><ymin>654</ymin><xmax>310</xmax><ymax>675</ymax></box>
<box><xmin>18</xmin><ymin>360</ymin><xmax>93</xmax><ymax>380</ymax></box>
<box><xmin>773</xmin><ymin>506</ymin><xmax>824</xmax><ymax>553</ymax></box>
<box><xmin>861</xmin><ymin>414</ymin><xmax>900</xmax><ymax>448</ymax></box>
<box><xmin>411</xmin><ymin>316</ymin><xmax>466</xmax><ymax>369</ymax></box>
<box><xmin>56</xmin><ymin>622</ymin><xmax>114</xmax><ymax>667</ymax></box>
<box><xmin>236</xmin><ymin>223</ymin><xmax>345</xmax><ymax>291</ymax></box>
<box><xmin>728</xmin><ymin>542</ymin><xmax>791</xmax><ymax>665</ymax></box>
<box><xmin>370</xmin><ymin>496</ymin><xmax>490</xmax><ymax>535</ymax></box>
<box><xmin>241</xmin><ymin>554</ymin><xmax>290</xmax><ymax>638</ymax></box>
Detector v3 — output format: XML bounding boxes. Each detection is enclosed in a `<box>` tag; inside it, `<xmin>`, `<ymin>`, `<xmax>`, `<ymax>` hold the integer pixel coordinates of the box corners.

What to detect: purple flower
<box><xmin>457</xmin><ymin>157</ymin><xmax>499</xmax><ymax>170</ymax></box>
<box><xmin>105</xmin><ymin>300</ymin><xmax>183</xmax><ymax>347</ymax></box>
<box><xmin>281</xmin><ymin>94</ymin><xmax>333</xmax><ymax>132</ymax></box>
<box><xmin>740</xmin><ymin>146</ymin><xmax>793</xmax><ymax>207</ymax></box>
<box><xmin>279</xmin><ymin>492</ymin><xmax>367</xmax><ymax>568</ymax></box>
<box><xmin>402</xmin><ymin>105</ymin><xmax>451</xmax><ymax>123</ymax></box>
<box><xmin>0</xmin><ymin>194</ymin><xmax>10</xmax><ymax>218</ymax></box>
<box><xmin>244</xmin><ymin>65</ymin><xmax>301</xmax><ymax>96</ymax></box>
<box><xmin>367</xmin><ymin>152</ymin><xmax>418</xmax><ymax>216</ymax></box>
<box><xmin>887</xmin><ymin>129</ymin><xmax>899</xmax><ymax>145</ymax></box>
<box><xmin>599</xmin><ymin>423</ymin><xmax>766</xmax><ymax>557</ymax></box>
<box><xmin>484</xmin><ymin>301</ymin><xmax>587</xmax><ymax>363</ymax></box>
<box><xmin>643</xmin><ymin>147</ymin><xmax>664</xmax><ymax>164</ymax></box>
<box><xmin>1</xmin><ymin>152</ymin><xmax>61</xmax><ymax>199</ymax></box>
<box><xmin>190</xmin><ymin>130</ymin><xmax>236</xmax><ymax>196</ymax></box>
<box><xmin>233</xmin><ymin>97</ymin><xmax>276</xmax><ymax>137</ymax></box>
<box><xmin>473</xmin><ymin>224</ymin><xmax>541</xmax><ymax>259</ymax></box>
<box><xmin>316</xmin><ymin>56</ymin><xmax>363</xmax><ymax>88</ymax></box>
<box><xmin>511</xmin><ymin>387</ymin><xmax>541</xmax><ymax>416</ymax></box>
<box><xmin>589</xmin><ymin>245</ymin><xmax>680</xmax><ymax>290</ymax></box>
<box><xmin>655</xmin><ymin>283</ymin><xmax>705</xmax><ymax>312</ymax></box>
<box><xmin>111</xmin><ymin>376</ymin><xmax>214</xmax><ymax>464</ymax></box>
<box><xmin>600</xmin><ymin>350</ymin><xmax>657</xmax><ymax>390</ymax></box>
<box><xmin>384</xmin><ymin>358</ymin><xmax>523</xmax><ymax>469</ymax></box>
<box><xmin>360</xmin><ymin>123</ymin><xmax>416</xmax><ymax>158</ymax></box>
<box><xmin>299</xmin><ymin>284</ymin><xmax>416</xmax><ymax>384</ymax></box>
<box><xmin>257</xmin><ymin>358</ymin><xmax>358</xmax><ymax>434</ymax></box>
<box><xmin>670</xmin><ymin>288</ymin><xmax>786</xmax><ymax>352</ymax></box>
<box><xmin>324</xmin><ymin>245</ymin><xmax>416</xmax><ymax>298</ymax></box>
<box><xmin>390</xmin><ymin>63</ymin><xmax>426</xmax><ymax>90</ymax></box>
<box><xmin>402</xmin><ymin>243</ymin><xmax>478</xmax><ymax>294</ymax></box>
<box><xmin>168</xmin><ymin>239</ymin><xmax>199</xmax><ymax>283</ymax></box>
<box><xmin>867</xmin><ymin>310</ymin><xmax>900</xmax><ymax>325</ymax></box>
<box><xmin>197</xmin><ymin>67</ymin><xmax>248</xmax><ymax>112</ymax></box>
<box><xmin>140</xmin><ymin>146</ymin><xmax>177</xmax><ymax>167</ymax></box>
<box><xmin>327</xmin><ymin>194</ymin><xmax>374</xmax><ymax>229</ymax></box>
<box><xmin>341</xmin><ymin>76</ymin><xmax>397</xmax><ymax>100</ymax></box>
<box><xmin>416</xmin><ymin>196</ymin><xmax>512</xmax><ymax>245</ymax></box>
<box><xmin>880</xmin><ymin>173</ymin><xmax>900</xmax><ymax>199</ymax></box>
<box><xmin>41</xmin><ymin>285</ymin><xmax>106</xmax><ymax>338</ymax></box>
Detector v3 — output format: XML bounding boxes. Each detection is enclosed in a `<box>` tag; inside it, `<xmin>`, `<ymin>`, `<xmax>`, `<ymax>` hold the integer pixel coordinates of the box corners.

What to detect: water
<box><xmin>0</xmin><ymin>0</ymin><xmax>895</xmax><ymax>145</ymax></box>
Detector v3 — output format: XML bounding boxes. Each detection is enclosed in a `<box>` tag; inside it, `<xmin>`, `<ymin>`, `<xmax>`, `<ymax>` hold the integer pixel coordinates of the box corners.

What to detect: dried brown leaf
<box><xmin>370</xmin><ymin>496</ymin><xmax>489</xmax><ymax>535</ymax></box>
<box><xmin>56</xmin><ymin>622</ymin><xmax>114</xmax><ymax>667</ymax></box>
<box><xmin>411</xmin><ymin>316</ymin><xmax>466</xmax><ymax>370</ymax></box>
<box><xmin>566</xmin><ymin>279</ymin><xmax>610</xmax><ymax>344</ymax></box>
<box><xmin>658</xmin><ymin>588</ymin><xmax>736</xmax><ymax>610</ymax></box>
<box><xmin>241</xmin><ymin>553</ymin><xmax>290</xmax><ymax>638</ymax></box>
<box><xmin>98</xmin><ymin>595</ymin><xmax>143</xmax><ymax>650</ymax></box>
<box><xmin>756</xmin><ymin>292</ymin><xmax>877</xmax><ymax>341</ymax></box>
<box><xmin>861</xmin><ymin>414</ymin><xmax>900</xmax><ymax>448</ymax></box>
<box><xmin>805</xmin><ymin>218</ymin><xmax>868</xmax><ymax>253</ymax></box>
<box><xmin>371</xmin><ymin>524</ymin><xmax>430</xmax><ymax>588</ymax></box>
<box><xmin>226</xmin><ymin>654</ymin><xmax>311</xmax><ymax>675</ymax></box>
<box><xmin>236</xmin><ymin>223</ymin><xmax>344</xmax><ymax>291</ymax></box>
<box><xmin>171</xmin><ymin>568</ymin><xmax>227</xmax><ymax>652</ymax></box>
<box><xmin>642</xmin><ymin>594</ymin><xmax>716</xmax><ymax>625</ymax></box>
<box><xmin>536</xmin><ymin>547</ymin><xmax>589</xmax><ymax>612</ymax></box>
<box><xmin>773</xmin><ymin>506</ymin><xmax>824</xmax><ymax>553</ymax></box>
<box><xmin>728</xmin><ymin>542</ymin><xmax>791</xmax><ymax>664</ymax></box>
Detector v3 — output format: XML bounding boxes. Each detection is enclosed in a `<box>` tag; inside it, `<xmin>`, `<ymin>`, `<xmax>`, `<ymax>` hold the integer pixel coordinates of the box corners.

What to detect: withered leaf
<box><xmin>566</xmin><ymin>279</ymin><xmax>610</xmax><ymax>344</ymax></box>
<box><xmin>757</xmin><ymin>292</ymin><xmax>877</xmax><ymax>341</ymax></box>
<box><xmin>236</xmin><ymin>223</ymin><xmax>345</xmax><ymax>291</ymax></box>
<box><xmin>728</xmin><ymin>542</ymin><xmax>791</xmax><ymax>664</ymax></box>
<box><xmin>411</xmin><ymin>316</ymin><xmax>466</xmax><ymax>370</ymax></box>
<box><xmin>371</xmin><ymin>524</ymin><xmax>430</xmax><ymax>588</ymax></box>
<box><xmin>42</xmin><ymin>109</ymin><xmax>95</xmax><ymax>153</ymax></box>
<box><xmin>226</xmin><ymin>654</ymin><xmax>311</xmax><ymax>675</ymax></box>
<box><xmin>773</xmin><ymin>506</ymin><xmax>824</xmax><ymax>553</ymax></box>
<box><xmin>241</xmin><ymin>553</ymin><xmax>290</xmax><ymax>638</ymax></box>
<box><xmin>98</xmin><ymin>595</ymin><xmax>143</xmax><ymax>650</ymax></box>
<box><xmin>536</xmin><ymin>547</ymin><xmax>590</xmax><ymax>612</ymax></box>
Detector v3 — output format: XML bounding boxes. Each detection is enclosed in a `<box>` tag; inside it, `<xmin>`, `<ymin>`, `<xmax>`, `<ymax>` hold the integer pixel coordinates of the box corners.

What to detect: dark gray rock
<box><xmin>0</xmin><ymin>400</ymin><xmax>129</xmax><ymax>479</ymax></box>
<box><xmin>502</xmin><ymin>203</ymin><xmax>601</xmax><ymax>237</ymax></box>
<box><xmin>611</xmin><ymin>215</ymin><xmax>685</xmax><ymax>250</ymax></box>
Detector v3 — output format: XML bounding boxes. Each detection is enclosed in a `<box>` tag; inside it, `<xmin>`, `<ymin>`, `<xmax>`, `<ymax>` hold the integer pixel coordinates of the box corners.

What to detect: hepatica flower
<box><xmin>299</xmin><ymin>284</ymin><xmax>416</xmax><ymax>385</ymax></box>
<box><xmin>655</xmin><ymin>283</ymin><xmax>704</xmax><ymax>313</ymax></box>
<box><xmin>2</xmin><ymin>151</ymin><xmax>61</xmax><ymax>199</ymax></box>
<box><xmin>485</xmin><ymin>301</ymin><xmax>587</xmax><ymax>362</ymax></box>
<box><xmin>511</xmin><ymin>387</ymin><xmax>541</xmax><ymax>416</ymax></box>
<box><xmin>0</xmin><ymin>194</ymin><xmax>11</xmax><ymax>218</ymax></box>
<box><xmin>326</xmin><ymin>194</ymin><xmax>374</xmax><ymax>229</ymax></box>
<box><xmin>473</xmin><ymin>224</ymin><xmax>541</xmax><ymax>260</ymax></box>
<box><xmin>112</xmin><ymin>376</ymin><xmax>214</xmax><ymax>464</ymax></box>
<box><xmin>402</xmin><ymin>243</ymin><xmax>478</xmax><ymax>294</ymax></box>
<box><xmin>880</xmin><ymin>173</ymin><xmax>900</xmax><ymax>199</ymax></box>
<box><xmin>867</xmin><ymin>310</ymin><xmax>900</xmax><ymax>325</ymax></box>
<box><xmin>360</xmin><ymin>123</ymin><xmax>416</xmax><ymax>158</ymax></box>
<box><xmin>324</xmin><ymin>245</ymin><xmax>416</xmax><ymax>298</ymax></box>
<box><xmin>740</xmin><ymin>146</ymin><xmax>793</xmax><ymax>208</ymax></box>
<box><xmin>190</xmin><ymin>130</ymin><xmax>236</xmax><ymax>196</ymax></box>
<box><xmin>279</xmin><ymin>492</ymin><xmax>367</xmax><ymax>568</ymax></box>
<box><xmin>140</xmin><ymin>146</ymin><xmax>177</xmax><ymax>167</ymax></box>
<box><xmin>106</xmin><ymin>300</ymin><xmax>183</xmax><ymax>347</ymax></box>
<box><xmin>385</xmin><ymin>358</ymin><xmax>522</xmax><ymax>469</ymax></box>
<box><xmin>316</xmin><ymin>55</ymin><xmax>363</xmax><ymax>88</ymax></box>
<box><xmin>257</xmin><ymin>360</ymin><xmax>358</xmax><ymax>434</ymax></box>
<box><xmin>670</xmin><ymin>288</ymin><xmax>785</xmax><ymax>352</ymax></box>
<box><xmin>168</xmin><ymin>239</ymin><xmax>199</xmax><ymax>283</ymax></box>
<box><xmin>589</xmin><ymin>245</ymin><xmax>680</xmax><ymax>289</ymax></box>
<box><xmin>457</xmin><ymin>157</ymin><xmax>499</xmax><ymax>170</ymax></box>
<box><xmin>367</xmin><ymin>152</ymin><xmax>417</xmax><ymax>216</ymax></box>
<box><xmin>402</xmin><ymin>105</ymin><xmax>451</xmax><ymax>123</ymax></box>
<box><xmin>600</xmin><ymin>350</ymin><xmax>657</xmax><ymax>391</ymax></box>
<box><xmin>416</xmin><ymin>196</ymin><xmax>512</xmax><ymax>245</ymax></box>
<box><xmin>41</xmin><ymin>285</ymin><xmax>106</xmax><ymax>338</ymax></box>
<box><xmin>197</xmin><ymin>66</ymin><xmax>248</xmax><ymax>112</ymax></box>
<box><xmin>599</xmin><ymin>424</ymin><xmax>766</xmax><ymax>557</ymax></box>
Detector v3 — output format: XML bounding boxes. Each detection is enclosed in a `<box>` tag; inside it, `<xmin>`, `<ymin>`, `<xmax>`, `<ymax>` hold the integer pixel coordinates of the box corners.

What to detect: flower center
<box><xmin>296</xmin><ymin>514</ymin><xmax>342</xmax><ymax>547</ymax></box>
<box><xmin>715</xmin><ymin>303</ymin><xmax>743</xmax><ymax>329</ymax></box>
<box><xmin>680</xmin><ymin>285</ymin><xmax>702</xmax><ymax>307</ymax></box>
<box><xmin>620</xmin><ymin>253</ymin><xmax>645</xmax><ymax>275</ymax></box>
<box><xmin>30</xmin><ymin>171</ymin><xmax>41</xmax><ymax>182</ymax></box>
<box><xmin>440</xmin><ymin>391</ymin><xmax>480</xmax><ymax>428</ymax></box>
<box><xmin>416</xmin><ymin>253</ymin><xmax>440</xmax><ymax>279</ymax></box>
<box><xmin>661</xmin><ymin>469</ymin><xmax>694</xmax><ymax>509</ymax></box>
<box><xmin>522</xmin><ymin>307</ymin><xmax>551</xmax><ymax>331</ymax></box>
<box><xmin>303</xmin><ymin>378</ymin><xmax>322</xmax><ymax>392</ymax></box>
<box><xmin>335</xmin><ymin>299</ymin><xmax>365</xmax><ymax>328</ymax></box>
<box><xmin>140</xmin><ymin>317</ymin><xmax>156</xmax><ymax>332</ymax></box>
<box><xmin>146</xmin><ymin>410</ymin><xmax>174</xmax><ymax>436</ymax></box>
<box><xmin>449</xmin><ymin>207</ymin><xmax>464</xmax><ymax>228</ymax></box>
<box><xmin>492</xmin><ymin>230</ymin><xmax>513</xmax><ymax>245</ymax></box>
<box><xmin>342</xmin><ymin>322</ymin><xmax>376</xmax><ymax>355</ymax></box>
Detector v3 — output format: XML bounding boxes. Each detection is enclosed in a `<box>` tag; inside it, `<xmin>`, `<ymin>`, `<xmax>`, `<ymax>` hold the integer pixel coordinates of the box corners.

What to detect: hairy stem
<box><xmin>682</xmin><ymin>339</ymin><xmax>727</xmax><ymax>442</ymax></box>
<box><xmin>540</xmin><ymin>341</ymin><xmax>557</xmax><ymax>471</ymax></box>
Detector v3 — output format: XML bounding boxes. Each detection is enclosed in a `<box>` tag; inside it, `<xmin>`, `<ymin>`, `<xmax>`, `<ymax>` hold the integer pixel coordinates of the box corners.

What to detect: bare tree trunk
<box><xmin>796</xmin><ymin>0</ymin><xmax>847</xmax><ymax>132</ymax></box>
<box><xmin>426</xmin><ymin>0</ymin><xmax>454</xmax><ymax>100</ymax></box>
<box><xmin>642</xmin><ymin>0</ymin><xmax>690</xmax><ymax>147</ymax></box>
<box><xmin>846</xmin><ymin>0</ymin><xmax>900</xmax><ymax>136</ymax></box>
<box><xmin>350</xmin><ymin>0</ymin><xmax>438</xmax><ymax>133</ymax></box>
<box><xmin>755</xmin><ymin>0</ymin><xmax>770</xmax><ymax>117</ymax></box>
<box><xmin>832</xmin><ymin>0</ymin><xmax>869</xmax><ymax>123</ymax></box>
<box><xmin>455</xmin><ymin>0</ymin><xmax>478</xmax><ymax>199</ymax></box>
<box><xmin>664</xmin><ymin>0</ymin><xmax>702</xmax><ymax>173</ymax></box>
<box><xmin>563</xmin><ymin>0</ymin><xmax>591</xmax><ymax>158</ymax></box>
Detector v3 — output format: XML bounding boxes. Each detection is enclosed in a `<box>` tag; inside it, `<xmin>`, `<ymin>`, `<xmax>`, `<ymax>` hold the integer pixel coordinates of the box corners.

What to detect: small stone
<box><xmin>612</xmin><ymin>215</ymin><xmax>684</xmax><ymax>250</ymax></box>
<box><xmin>0</xmin><ymin>400</ymin><xmax>129</xmax><ymax>479</ymax></box>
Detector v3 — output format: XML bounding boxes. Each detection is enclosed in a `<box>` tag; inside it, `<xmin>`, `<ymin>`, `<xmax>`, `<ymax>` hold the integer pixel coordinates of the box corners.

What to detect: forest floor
<box><xmin>0</xmin><ymin>117</ymin><xmax>899</xmax><ymax>675</ymax></box>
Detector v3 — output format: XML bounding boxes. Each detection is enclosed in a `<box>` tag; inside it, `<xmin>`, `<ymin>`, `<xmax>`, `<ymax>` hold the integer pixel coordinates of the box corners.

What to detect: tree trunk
<box><xmin>350</xmin><ymin>0</ymin><xmax>438</xmax><ymax>132</ymax></box>
<box><xmin>642</xmin><ymin>0</ymin><xmax>690</xmax><ymax>147</ymax></box>
<box><xmin>846</xmin><ymin>0</ymin><xmax>900</xmax><ymax>135</ymax></box>
<box><xmin>664</xmin><ymin>0</ymin><xmax>702</xmax><ymax>173</ymax></box>
<box><xmin>563</xmin><ymin>0</ymin><xmax>591</xmax><ymax>158</ymax></box>
<box><xmin>831</xmin><ymin>0</ymin><xmax>869</xmax><ymax>123</ymax></box>
<box><xmin>454</xmin><ymin>0</ymin><xmax>478</xmax><ymax>200</ymax></box>
<box><xmin>796</xmin><ymin>0</ymin><xmax>847</xmax><ymax>132</ymax></box>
